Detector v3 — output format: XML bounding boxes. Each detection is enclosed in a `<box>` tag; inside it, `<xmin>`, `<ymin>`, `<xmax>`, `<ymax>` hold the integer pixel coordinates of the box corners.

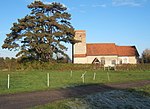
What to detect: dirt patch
<box><xmin>0</xmin><ymin>80</ymin><xmax>150</xmax><ymax>109</ymax></box>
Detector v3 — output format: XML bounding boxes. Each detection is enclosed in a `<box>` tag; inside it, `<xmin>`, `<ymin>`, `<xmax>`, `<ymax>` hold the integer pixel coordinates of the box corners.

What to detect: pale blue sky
<box><xmin>0</xmin><ymin>0</ymin><xmax>150</xmax><ymax>58</ymax></box>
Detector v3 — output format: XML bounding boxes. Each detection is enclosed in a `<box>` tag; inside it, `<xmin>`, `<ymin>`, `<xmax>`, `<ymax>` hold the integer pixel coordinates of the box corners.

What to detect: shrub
<box><xmin>116</xmin><ymin>64</ymin><xmax>150</xmax><ymax>71</ymax></box>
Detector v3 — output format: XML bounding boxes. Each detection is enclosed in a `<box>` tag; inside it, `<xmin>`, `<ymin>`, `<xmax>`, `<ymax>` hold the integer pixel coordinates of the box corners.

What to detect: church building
<box><xmin>73</xmin><ymin>30</ymin><xmax>139</xmax><ymax>66</ymax></box>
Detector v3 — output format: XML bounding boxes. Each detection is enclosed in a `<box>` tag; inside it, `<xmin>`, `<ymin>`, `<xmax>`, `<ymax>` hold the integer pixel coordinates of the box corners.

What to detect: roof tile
<box><xmin>86</xmin><ymin>43</ymin><xmax>117</xmax><ymax>56</ymax></box>
<box><xmin>86</xmin><ymin>43</ymin><xmax>139</xmax><ymax>57</ymax></box>
<box><xmin>116</xmin><ymin>46</ymin><xmax>139</xmax><ymax>56</ymax></box>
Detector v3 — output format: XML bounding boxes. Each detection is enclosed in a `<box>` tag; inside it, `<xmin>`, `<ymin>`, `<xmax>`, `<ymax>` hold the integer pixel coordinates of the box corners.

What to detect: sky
<box><xmin>0</xmin><ymin>0</ymin><xmax>150</xmax><ymax>58</ymax></box>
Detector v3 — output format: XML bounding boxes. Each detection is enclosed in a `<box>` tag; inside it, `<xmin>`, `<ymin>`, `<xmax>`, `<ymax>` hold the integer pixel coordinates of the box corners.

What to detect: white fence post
<box><xmin>8</xmin><ymin>74</ymin><xmax>10</xmax><ymax>89</ymax></box>
<box><xmin>81</xmin><ymin>71</ymin><xmax>86</xmax><ymax>83</ymax></box>
<box><xmin>93</xmin><ymin>73</ymin><xmax>96</xmax><ymax>80</ymax></box>
<box><xmin>47</xmin><ymin>73</ymin><xmax>50</xmax><ymax>87</ymax></box>
<box><xmin>107</xmin><ymin>72</ymin><xmax>110</xmax><ymax>81</ymax></box>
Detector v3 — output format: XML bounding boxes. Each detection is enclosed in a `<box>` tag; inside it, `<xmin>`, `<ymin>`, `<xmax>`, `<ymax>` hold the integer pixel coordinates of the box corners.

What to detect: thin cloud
<box><xmin>92</xmin><ymin>4</ymin><xmax>107</xmax><ymax>8</ymax></box>
<box><xmin>80</xmin><ymin>4</ymin><xmax>107</xmax><ymax>8</ymax></box>
<box><xmin>67</xmin><ymin>7</ymin><xmax>76</xmax><ymax>11</ymax></box>
<box><xmin>112</xmin><ymin>0</ymin><xmax>143</xmax><ymax>7</ymax></box>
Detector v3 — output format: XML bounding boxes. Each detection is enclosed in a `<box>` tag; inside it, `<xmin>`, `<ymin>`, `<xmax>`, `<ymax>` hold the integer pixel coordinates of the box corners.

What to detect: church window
<box><xmin>101</xmin><ymin>57</ymin><xmax>105</xmax><ymax>65</ymax></box>
<box><xmin>112</xmin><ymin>60</ymin><xmax>116</xmax><ymax>65</ymax></box>
<box><xmin>124</xmin><ymin>58</ymin><xmax>127</xmax><ymax>63</ymax></box>
<box><xmin>119</xmin><ymin>60</ymin><xmax>122</xmax><ymax>64</ymax></box>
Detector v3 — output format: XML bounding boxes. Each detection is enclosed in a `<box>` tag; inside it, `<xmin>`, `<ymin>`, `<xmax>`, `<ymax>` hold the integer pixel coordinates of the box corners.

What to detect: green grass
<box><xmin>134</xmin><ymin>85</ymin><xmax>150</xmax><ymax>94</ymax></box>
<box><xmin>30</xmin><ymin>100</ymin><xmax>71</xmax><ymax>109</ymax></box>
<box><xmin>0</xmin><ymin>70</ymin><xmax>150</xmax><ymax>95</ymax></box>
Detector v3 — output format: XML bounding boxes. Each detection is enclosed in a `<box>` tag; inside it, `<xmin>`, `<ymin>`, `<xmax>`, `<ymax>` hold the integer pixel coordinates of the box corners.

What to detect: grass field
<box><xmin>0</xmin><ymin>69</ymin><xmax>150</xmax><ymax>95</ymax></box>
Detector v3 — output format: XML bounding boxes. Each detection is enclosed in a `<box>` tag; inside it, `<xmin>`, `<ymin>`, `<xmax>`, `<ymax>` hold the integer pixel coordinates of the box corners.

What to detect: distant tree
<box><xmin>0</xmin><ymin>57</ymin><xmax>5</xmax><ymax>69</ymax></box>
<box><xmin>0</xmin><ymin>57</ymin><xmax>4</xmax><ymax>62</ymax></box>
<box><xmin>142</xmin><ymin>49</ymin><xmax>150</xmax><ymax>63</ymax></box>
<box><xmin>2</xmin><ymin>1</ymin><xmax>75</xmax><ymax>62</ymax></box>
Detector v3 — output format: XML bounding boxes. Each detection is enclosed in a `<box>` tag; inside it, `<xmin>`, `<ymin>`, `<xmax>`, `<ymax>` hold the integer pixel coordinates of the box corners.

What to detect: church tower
<box><xmin>73</xmin><ymin>30</ymin><xmax>87</xmax><ymax>63</ymax></box>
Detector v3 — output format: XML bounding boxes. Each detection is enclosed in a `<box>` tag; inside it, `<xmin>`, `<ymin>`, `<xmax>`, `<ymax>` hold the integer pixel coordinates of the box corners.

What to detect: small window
<box><xmin>119</xmin><ymin>60</ymin><xmax>122</xmax><ymax>64</ymax></box>
<box><xmin>101</xmin><ymin>57</ymin><xmax>105</xmax><ymax>65</ymax></box>
<box><xmin>124</xmin><ymin>58</ymin><xmax>127</xmax><ymax>63</ymax></box>
<box><xmin>79</xmin><ymin>35</ymin><xmax>82</xmax><ymax>41</ymax></box>
<box><xmin>112</xmin><ymin>60</ymin><xmax>116</xmax><ymax>65</ymax></box>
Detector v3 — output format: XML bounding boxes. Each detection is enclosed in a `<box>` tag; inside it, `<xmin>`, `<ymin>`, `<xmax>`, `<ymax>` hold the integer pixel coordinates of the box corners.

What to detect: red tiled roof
<box><xmin>116</xmin><ymin>46</ymin><xmax>139</xmax><ymax>56</ymax></box>
<box><xmin>86</xmin><ymin>43</ymin><xmax>139</xmax><ymax>57</ymax></box>
<box><xmin>86</xmin><ymin>43</ymin><xmax>118</xmax><ymax>56</ymax></box>
<box><xmin>75</xmin><ymin>30</ymin><xmax>86</xmax><ymax>32</ymax></box>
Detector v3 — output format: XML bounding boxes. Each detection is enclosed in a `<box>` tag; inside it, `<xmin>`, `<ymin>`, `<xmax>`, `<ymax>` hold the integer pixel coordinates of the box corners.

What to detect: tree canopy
<box><xmin>2</xmin><ymin>1</ymin><xmax>75</xmax><ymax>62</ymax></box>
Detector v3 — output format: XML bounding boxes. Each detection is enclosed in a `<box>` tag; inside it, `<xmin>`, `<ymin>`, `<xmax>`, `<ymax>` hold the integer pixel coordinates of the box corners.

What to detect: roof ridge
<box><xmin>116</xmin><ymin>45</ymin><xmax>135</xmax><ymax>47</ymax></box>
<box><xmin>87</xmin><ymin>43</ymin><xmax>116</xmax><ymax>45</ymax></box>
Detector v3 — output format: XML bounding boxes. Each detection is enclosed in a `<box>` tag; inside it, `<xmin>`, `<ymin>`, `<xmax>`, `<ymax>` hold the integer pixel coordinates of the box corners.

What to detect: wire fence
<box><xmin>0</xmin><ymin>65</ymin><xmax>150</xmax><ymax>94</ymax></box>
<box><xmin>0</xmin><ymin>70</ymin><xmax>114</xmax><ymax>92</ymax></box>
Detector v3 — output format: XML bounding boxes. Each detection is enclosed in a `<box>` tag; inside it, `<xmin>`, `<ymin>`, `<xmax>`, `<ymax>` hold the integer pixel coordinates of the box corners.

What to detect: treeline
<box><xmin>0</xmin><ymin>57</ymin><xmax>94</xmax><ymax>71</ymax></box>
<box><xmin>116</xmin><ymin>64</ymin><xmax>150</xmax><ymax>71</ymax></box>
<box><xmin>0</xmin><ymin>57</ymin><xmax>150</xmax><ymax>71</ymax></box>
<box><xmin>0</xmin><ymin>57</ymin><xmax>17</xmax><ymax>71</ymax></box>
